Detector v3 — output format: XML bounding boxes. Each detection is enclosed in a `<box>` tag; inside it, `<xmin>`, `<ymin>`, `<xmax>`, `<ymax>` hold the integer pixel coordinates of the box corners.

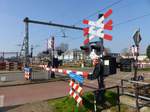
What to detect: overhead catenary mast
<box><xmin>22</xmin><ymin>17</ymin><xmax>83</xmax><ymax>66</ymax></box>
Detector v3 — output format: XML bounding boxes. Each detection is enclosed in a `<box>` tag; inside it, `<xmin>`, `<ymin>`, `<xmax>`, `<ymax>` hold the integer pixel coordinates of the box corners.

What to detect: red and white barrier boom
<box><xmin>40</xmin><ymin>65</ymin><xmax>89</xmax><ymax>78</ymax></box>
<box><xmin>83</xmin><ymin>9</ymin><xmax>113</xmax><ymax>45</ymax></box>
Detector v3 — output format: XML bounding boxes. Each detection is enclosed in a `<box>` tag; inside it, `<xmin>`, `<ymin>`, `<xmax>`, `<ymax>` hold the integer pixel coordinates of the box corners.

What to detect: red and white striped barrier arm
<box><xmin>69</xmin><ymin>80</ymin><xmax>83</xmax><ymax>93</ymax></box>
<box><xmin>42</xmin><ymin>67</ymin><xmax>89</xmax><ymax>78</ymax></box>
<box><xmin>69</xmin><ymin>89</ymin><xmax>82</xmax><ymax>104</ymax></box>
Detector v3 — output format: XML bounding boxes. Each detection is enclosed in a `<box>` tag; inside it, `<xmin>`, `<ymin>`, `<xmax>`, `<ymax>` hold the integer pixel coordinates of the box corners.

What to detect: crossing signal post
<box><xmin>81</xmin><ymin>9</ymin><xmax>113</xmax><ymax>108</ymax></box>
<box><xmin>51</xmin><ymin>37</ymin><xmax>55</xmax><ymax>50</ymax></box>
<box><xmin>132</xmin><ymin>29</ymin><xmax>142</xmax><ymax>112</ymax></box>
<box><xmin>48</xmin><ymin>36</ymin><xmax>55</xmax><ymax>78</ymax></box>
<box><xmin>82</xmin><ymin>8</ymin><xmax>113</xmax><ymax>81</ymax></box>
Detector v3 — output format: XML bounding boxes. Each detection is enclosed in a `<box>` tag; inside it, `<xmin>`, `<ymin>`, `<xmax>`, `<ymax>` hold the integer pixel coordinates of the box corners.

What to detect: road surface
<box><xmin>0</xmin><ymin>80</ymin><xmax>98</xmax><ymax>107</ymax></box>
<box><xmin>0</xmin><ymin>70</ymin><xmax>149</xmax><ymax>108</ymax></box>
<box><xmin>0</xmin><ymin>71</ymin><xmax>49</xmax><ymax>82</ymax></box>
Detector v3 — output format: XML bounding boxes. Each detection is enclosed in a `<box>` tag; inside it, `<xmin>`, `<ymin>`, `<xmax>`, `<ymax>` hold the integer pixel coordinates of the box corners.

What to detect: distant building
<box><xmin>138</xmin><ymin>55</ymin><xmax>147</xmax><ymax>61</ymax></box>
<box><xmin>108</xmin><ymin>53</ymin><xmax>120</xmax><ymax>57</ymax></box>
<box><xmin>58</xmin><ymin>49</ymin><xmax>83</xmax><ymax>61</ymax></box>
<box><xmin>121</xmin><ymin>54</ymin><xmax>147</xmax><ymax>61</ymax></box>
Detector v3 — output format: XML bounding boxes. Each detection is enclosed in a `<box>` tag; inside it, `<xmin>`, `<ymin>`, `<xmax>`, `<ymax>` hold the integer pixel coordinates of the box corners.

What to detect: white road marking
<box><xmin>0</xmin><ymin>95</ymin><xmax>4</xmax><ymax>107</ymax></box>
<box><xmin>0</xmin><ymin>76</ymin><xmax>6</xmax><ymax>81</ymax></box>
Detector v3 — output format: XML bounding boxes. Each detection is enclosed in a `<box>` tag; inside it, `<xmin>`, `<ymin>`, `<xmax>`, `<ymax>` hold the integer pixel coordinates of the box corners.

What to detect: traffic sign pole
<box><xmin>134</xmin><ymin>45</ymin><xmax>139</xmax><ymax>80</ymax></box>
<box><xmin>133</xmin><ymin>29</ymin><xmax>141</xmax><ymax>81</ymax></box>
<box><xmin>132</xmin><ymin>29</ymin><xmax>141</xmax><ymax>112</ymax></box>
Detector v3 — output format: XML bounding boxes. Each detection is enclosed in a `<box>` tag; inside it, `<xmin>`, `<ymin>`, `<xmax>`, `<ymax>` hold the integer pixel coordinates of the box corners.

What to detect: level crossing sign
<box><xmin>83</xmin><ymin>9</ymin><xmax>113</xmax><ymax>45</ymax></box>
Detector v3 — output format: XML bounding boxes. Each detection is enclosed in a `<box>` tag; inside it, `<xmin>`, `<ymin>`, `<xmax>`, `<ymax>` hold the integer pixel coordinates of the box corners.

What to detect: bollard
<box><xmin>24</xmin><ymin>67</ymin><xmax>32</xmax><ymax>80</ymax></box>
<box><xmin>69</xmin><ymin>72</ymin><xmax>84</xmax><ymax>112</ymax></box>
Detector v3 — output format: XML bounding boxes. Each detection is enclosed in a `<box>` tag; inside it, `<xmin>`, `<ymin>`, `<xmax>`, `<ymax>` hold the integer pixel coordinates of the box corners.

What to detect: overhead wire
<box><xmin>51</xmin><ymin>0</ymin><xmax>125</xmax><ymax>41</ymax></box>
<box><xmin>52</xmin><ymin>0</ymin><xmax>150</xmax><ymax>41</ymax></box>
<box><xmin>114</xmin><ymin>12</ymin><xmax>150</xmax><ymax>27</ymax></box>
<box><xmin>73</xmin><ymin>0</ymin><xmax>124</xmax><ymax>25</ymax></box>
<box><xmin>62</xmin><ymin>0</ymin><xmax>124</xmax><ymax>41</ymax></box>
<box><xmin>67</xmin><ymin>12</ymin><xmax>150</xmax><ymax>41</ymax></box>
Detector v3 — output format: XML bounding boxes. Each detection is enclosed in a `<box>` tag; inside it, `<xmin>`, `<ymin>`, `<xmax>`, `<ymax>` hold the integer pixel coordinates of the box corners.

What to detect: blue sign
<box><xmin>24</xmin><ymin>67</ymin><xmax>32</xmax><ymax>73</ymax></box>
<box><xmin>69</xmin><ymin>72</ymin><xmax>84</xmax><ymax>84</ymax></box>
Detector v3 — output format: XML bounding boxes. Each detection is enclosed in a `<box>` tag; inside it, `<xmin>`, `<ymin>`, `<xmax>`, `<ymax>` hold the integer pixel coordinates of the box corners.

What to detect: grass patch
<box><xmin>104</xmin><ymin>91</ymin><xmax>118</xmax><ymax>106</ymax></box>
<box><xmin>48</xmin><ymin>91</ymin><xmax>121</xmax><ymax>112</ymax></box>
<box><xmin>48</xmin><ymin>96</ymin><xmax>90</xmax><ymax>112</ymax></box>
<box><xmin>138</xmin><ymin>67</ymin><xmax>150</xmax><ymax>71</ymax></box>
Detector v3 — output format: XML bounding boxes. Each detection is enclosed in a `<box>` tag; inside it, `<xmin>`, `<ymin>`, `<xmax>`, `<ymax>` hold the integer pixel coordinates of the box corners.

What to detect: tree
<box><xmin>58</xmin><ymin>43</ymin><xmax>69</xmax><ymax>52</ymax></box>
<box><xmin>37</xmin><ymin>50</ymin><xmax>51</xmax><ymax>59</ymax></box>
<box><xmin>146</xmin><ymin>45</ymin><xmax>150</xmax><ymax>59</ymax></box>
<box><xmin>56</xmin><ymin>43</ymin><xmax>69</xmax><ymax>56</ymax></box>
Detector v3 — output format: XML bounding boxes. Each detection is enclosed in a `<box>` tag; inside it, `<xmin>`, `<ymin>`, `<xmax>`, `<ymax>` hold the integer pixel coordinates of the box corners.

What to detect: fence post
<box><xmin>121</xmin><ymin>80</ymin><xmax>124</xmax><ymax>94</ymax></box>
<box><xmin>93</xmin><ymin>91</ymin><xmax>97</xmax><ymax>112</ymax></box>
<box><xmin>117</xmin><ymin>86</ymin><xmax>120</xmax><ymax>112</ymax></box>
<box><xmin>135</xmin><ymin>84</ymin><xmax>140</xmax><ymax>112</ymax></box>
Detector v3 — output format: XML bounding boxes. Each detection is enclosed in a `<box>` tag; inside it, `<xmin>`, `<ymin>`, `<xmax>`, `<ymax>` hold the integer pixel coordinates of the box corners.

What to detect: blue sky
<box><xmin>0</xmin><ymin>0</ymin><xmax>150</xmax><ymax>55</ymax></box>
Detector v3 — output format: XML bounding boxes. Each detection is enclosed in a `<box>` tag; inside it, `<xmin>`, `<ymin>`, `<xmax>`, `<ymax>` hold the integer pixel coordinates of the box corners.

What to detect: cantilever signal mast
<box><xmin>22</xmin><ymin>17</ymin><xmax>83</xmax><ymax>66</ymax></box>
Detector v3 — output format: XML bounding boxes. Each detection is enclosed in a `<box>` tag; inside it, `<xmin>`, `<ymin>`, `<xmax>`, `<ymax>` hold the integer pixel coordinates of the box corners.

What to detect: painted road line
<box><xmin>0</xmin><ymin>76</ymin><xmax>6</xmax><ymax>82</ymax></box>
<box><xmin>0</xmin><ymin>95</ymin><xmax>4</xmax><ymax>107</ymax></box>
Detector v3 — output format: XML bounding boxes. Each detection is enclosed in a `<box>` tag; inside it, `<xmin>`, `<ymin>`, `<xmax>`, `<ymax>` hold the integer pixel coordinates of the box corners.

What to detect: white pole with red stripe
<box><xmin>24</xmin><ymin>72</ymin><xmax>30</xmax><ymax>80</ymax></box>
<box><xmin>69</xmin><ymin>79</ymin><xmax>83</xmax><ymax>106</ymax></box>
<box><xmin>69</xmin><ymin>89</ymin><xmax>82</xmax><ymax>104</ymax></box>
<box><xmin>24</xmin><ymin>67</ymin><xmax>32</xmax><ymax>80</ymax></box>
<box><xmin>69</xmin><ymin>80</ymin><xmax>83</xmax><ymax>93</ymax></box>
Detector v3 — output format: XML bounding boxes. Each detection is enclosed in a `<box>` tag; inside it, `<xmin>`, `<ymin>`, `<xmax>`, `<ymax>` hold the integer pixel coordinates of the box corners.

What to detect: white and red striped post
<box><xmin>69</xmin><ymin>79</ymin><xmax>83</xmax><ymax>111</ymax></box>
<box><xmin>24</xmin><ymin>67</ymin><xmax>32</xmax><ymax>80</ymax></box>
<box><xmin>24</xmin><ymin>71</ymin><xmax>30</xmax><ymax>80</ymax></box>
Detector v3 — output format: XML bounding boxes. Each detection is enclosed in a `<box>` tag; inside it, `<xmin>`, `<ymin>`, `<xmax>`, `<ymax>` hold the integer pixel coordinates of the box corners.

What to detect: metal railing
<box><xmin>121</xmin><ymin>79</ymin><xmax>150</xmax><ymax>112</ymax></box>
